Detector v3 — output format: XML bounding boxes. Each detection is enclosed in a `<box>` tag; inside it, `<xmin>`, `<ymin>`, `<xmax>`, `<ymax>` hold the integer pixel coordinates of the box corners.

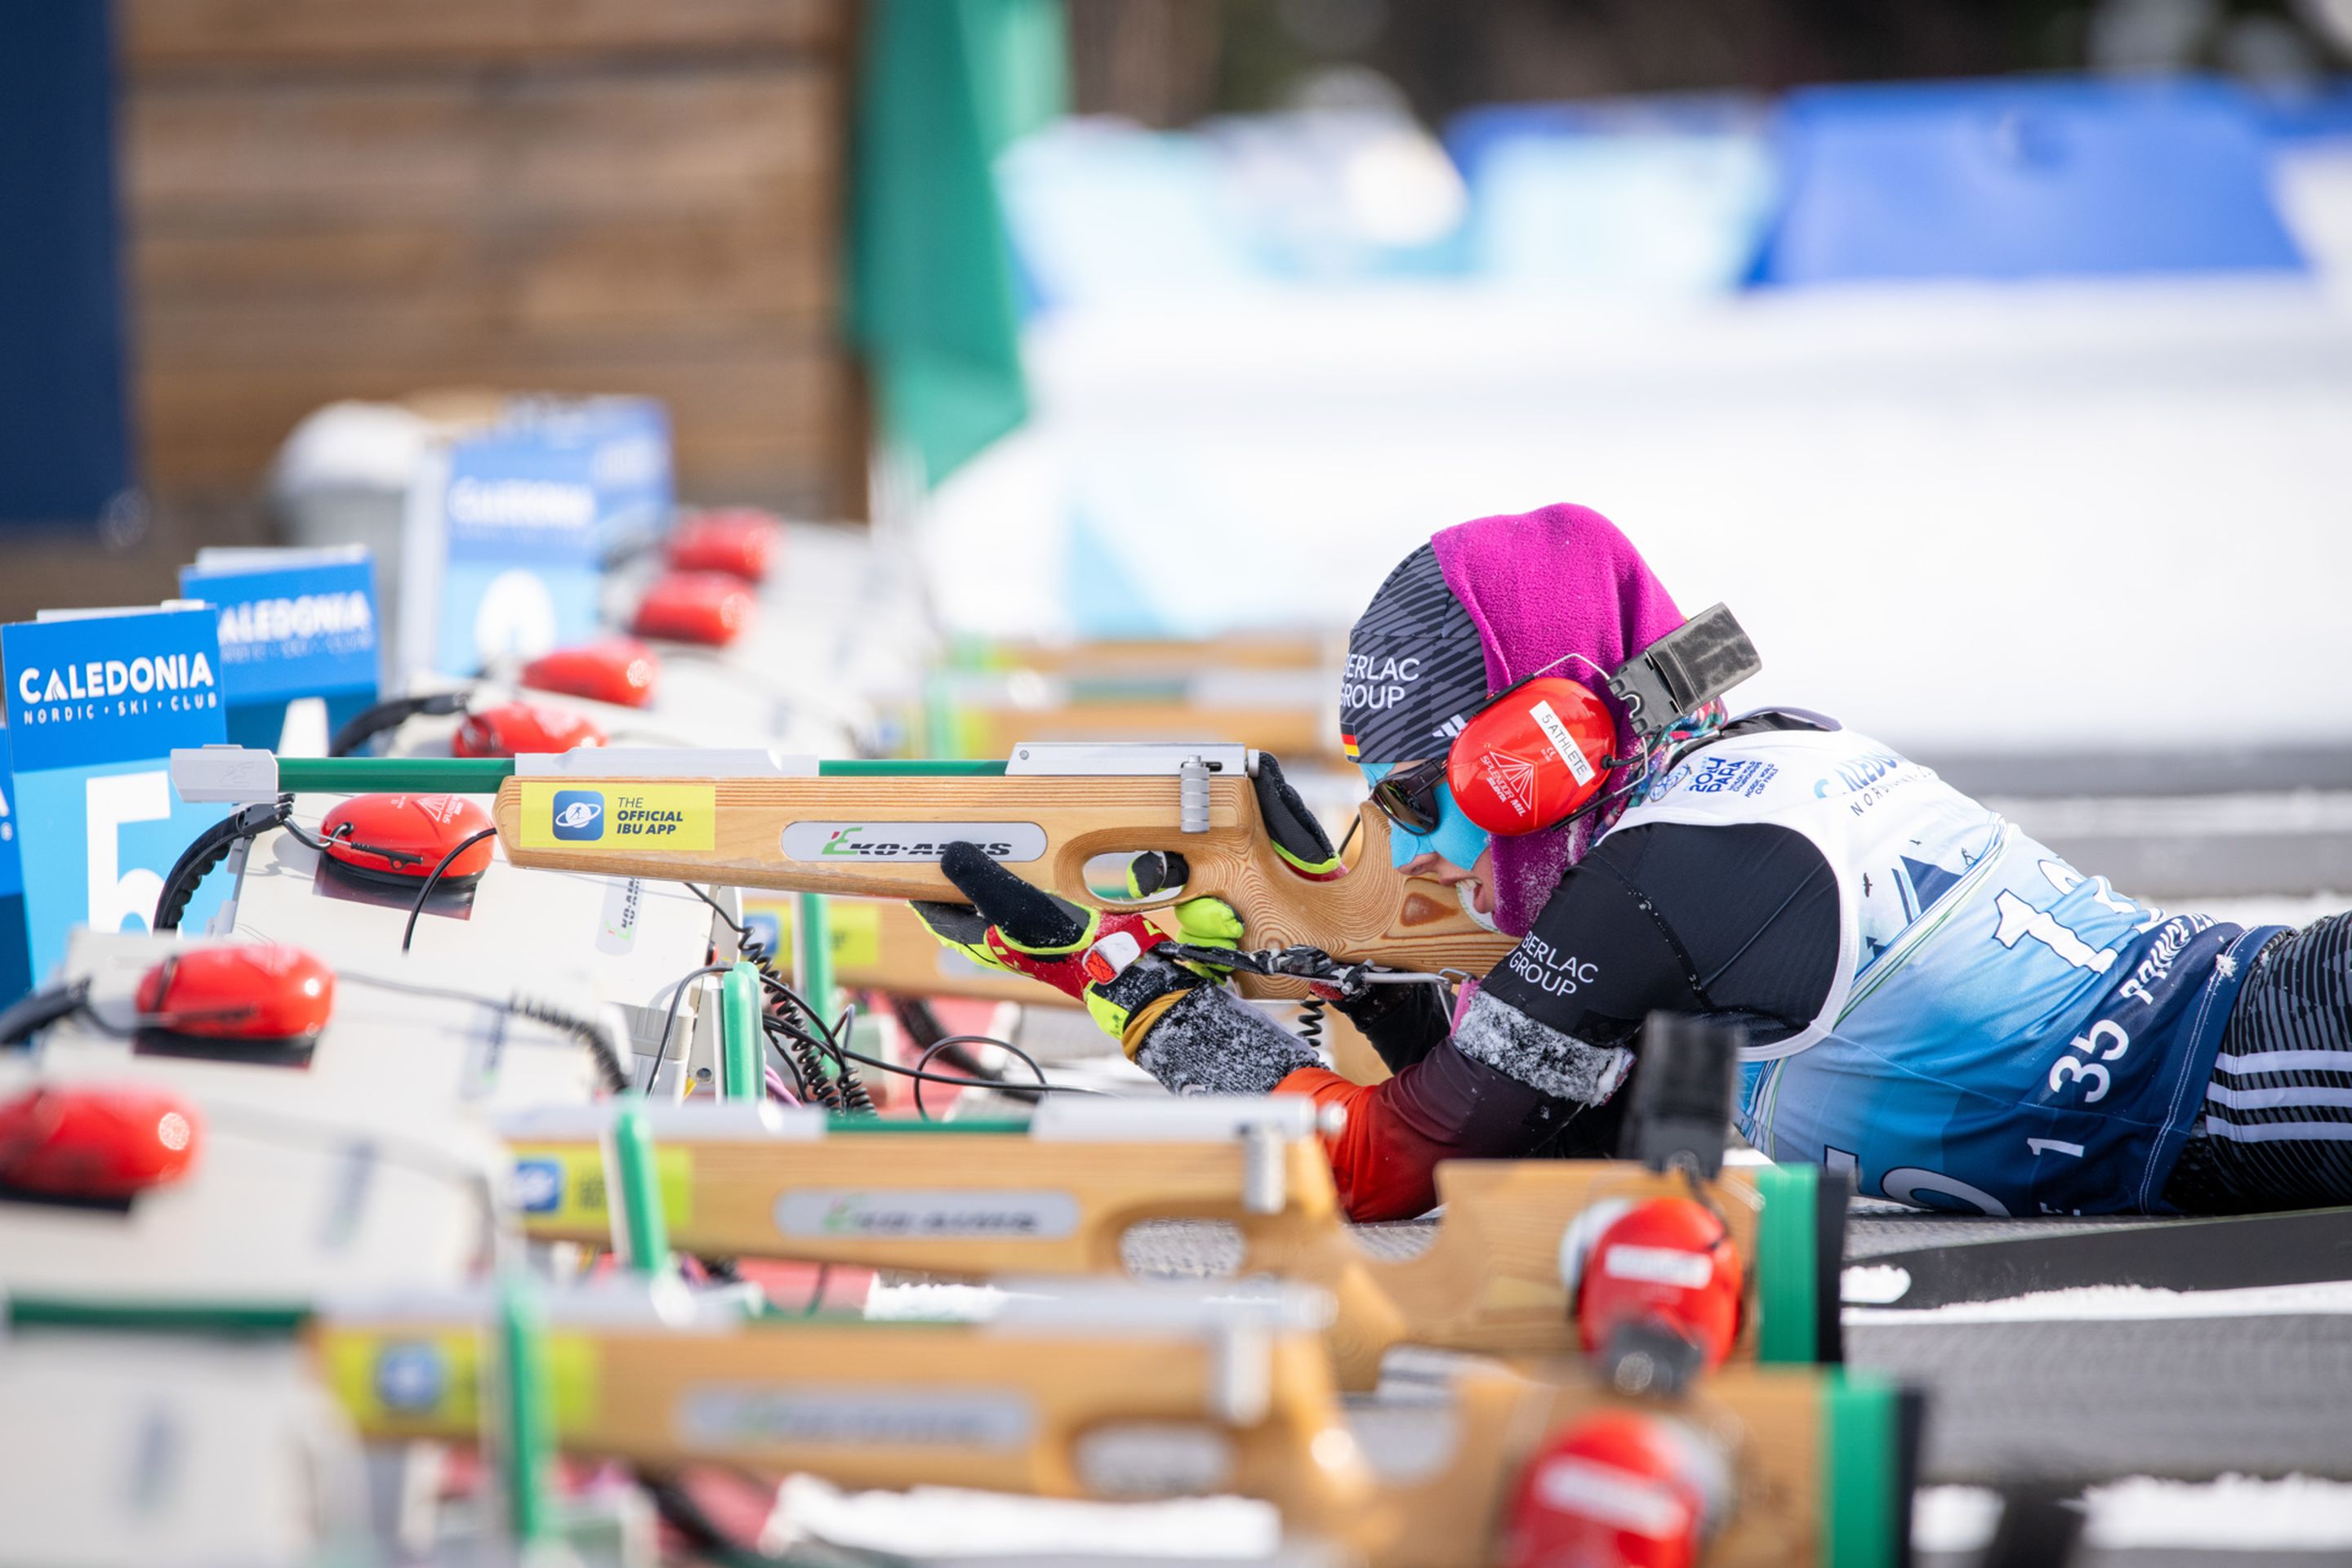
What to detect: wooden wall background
<box><xmin>4</xmin><ymin>0</ymin><xmax>866</xmax><ymax>620</ymax></box>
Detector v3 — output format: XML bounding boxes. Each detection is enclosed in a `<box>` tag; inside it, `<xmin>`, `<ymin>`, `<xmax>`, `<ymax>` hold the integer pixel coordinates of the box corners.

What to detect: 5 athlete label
<box><xmin>519</xmin><ymin>781</ymin><xmax>715</xmax><ymax>851</ymax></box>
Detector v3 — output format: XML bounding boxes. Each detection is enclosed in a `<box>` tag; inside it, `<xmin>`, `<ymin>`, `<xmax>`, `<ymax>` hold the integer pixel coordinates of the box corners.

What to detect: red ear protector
<box><xmin>1407</xmin><ymin>604</ymin><xmax>1762</xmax><ymax>840</ymax></box>
<box><xmin>332</xmin><ymin>688</ymin><xmax>607</xmax><ymax>759</ymax></box>
<box><xmin>153</xmin><ymin>793</ymin><xmax>499</xmax><ymax>947</ymax></box>
<box><xmin>0</xmin><ymin>1084</ymin><xmax>203</xmax><ymax>1200</ymax></box>
<box><xmin>2</xmin><ymin>938</ymin><xmax>630</xmax><ymax>1093</ymax></box>
<box><xmin>1446</xmin><ymin>675</ymin><xmax>1624</xmax><ymax>836</ymax></box>
<box><xmin>452</xmin><ymin>702</ymin><xmax>607</xmax><ymax>759</ymax></box>
<box><xmin>134</xmin><ymin>943</ymin><xmax>335</xmax><ymax>1045</ymax></box>
<box><xmin>666</xmin><ymin>508</ymin><xmax>781</xmax><ymax>582</ymax></box>
<box><xmin>315</xmin><ymin>794</ymin><xmax>497</xmax><ymax>886</ymax></box>
<box><xmin>631</xmin><ymin>571</ymin><xmax>755</xmax><ymax>647</ymax></box>
<box><xmin>521</xmin><ymin>637</ymin><xmax>660</xmax><ymax>710</ymax></box>
<box><xmin>1558</xmin><ymin>1195</ymin><xmax>1745</xmax><ymax>1392</ymax></box>
<box><xmin>0</xmin><ymin>942</ymin><xmax>331</xmax><ymax>1056</ymax></box>
<box><xmin>1500</xmin><ymin>1409</ymin><xmax>1733</xmax><ymax>1568</ymax></box>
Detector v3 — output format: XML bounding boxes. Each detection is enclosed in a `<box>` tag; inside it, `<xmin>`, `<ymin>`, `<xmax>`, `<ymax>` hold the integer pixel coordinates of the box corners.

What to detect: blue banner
<box><xmin>513</xmin><ymin>397</ymin><xmax>673</xmax><ymax>552</ymax></box>
<box><xmin>419</xmin><ymin>399</ymin><xmax>671</xmax><ymax>679</ymax></box>
<box><xmin>433</xmin><ymin>429</ymin><xmax>603</xmax><ymax>677</ymax></box>
<box><xmin>2</xmin><ymin>606</ymin><xmax>229</xmax><ymax>980</ymax></box>
<box><xmin>181</xmin><ymin>552</ymin><xmax>380</xmax><ymax>750</ymax></box>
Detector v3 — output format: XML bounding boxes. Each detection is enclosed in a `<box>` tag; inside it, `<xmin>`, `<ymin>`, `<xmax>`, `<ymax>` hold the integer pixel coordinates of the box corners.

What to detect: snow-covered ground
<box><xmin>921</xmin><ymin>274</ymin><xmax>2352</xmax><ymax>758</ymax></box>
<box><xmin>1918</xmin><ymin>1476</ymin><xmax>2352</xmax><ymax>1555</ymax></box>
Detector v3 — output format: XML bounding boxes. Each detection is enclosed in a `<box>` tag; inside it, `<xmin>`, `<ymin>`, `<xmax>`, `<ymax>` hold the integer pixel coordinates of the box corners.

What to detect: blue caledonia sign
<box><xmin>413</xmin><ymin>398</ymin><xmax>672</xmax><ymax>680</ymax></box>
<box><xmin>2</xmin><ymin>604</ymin><xmax>229</xmax><ymax>981</ymax></box>
<box><xmin>181</xmin><ymin>550</ymin><xmax>379</xmax><ymax>749</ymax></box>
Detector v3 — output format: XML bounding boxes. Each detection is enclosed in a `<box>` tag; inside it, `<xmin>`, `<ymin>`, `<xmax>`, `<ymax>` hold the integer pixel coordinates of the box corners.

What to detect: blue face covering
<box><xmin>1359</xmin><ymin>762</ymin><xmax>1494</xmax><ymax>871</ymax></box>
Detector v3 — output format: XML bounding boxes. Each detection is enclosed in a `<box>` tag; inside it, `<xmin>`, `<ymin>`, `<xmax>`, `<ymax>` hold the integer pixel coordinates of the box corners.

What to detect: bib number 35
<box><xmin>2047</xmin><ymin>1019</ymin><xmax>2129</xmax><ymax>1103</ymax></box>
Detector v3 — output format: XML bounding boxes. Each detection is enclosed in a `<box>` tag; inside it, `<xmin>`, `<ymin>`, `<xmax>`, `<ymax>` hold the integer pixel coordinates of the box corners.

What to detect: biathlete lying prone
<box><xmin>915</xmin><ymin>503</ymin><xmax>2352</xmax><ymax>1223</ymax></box>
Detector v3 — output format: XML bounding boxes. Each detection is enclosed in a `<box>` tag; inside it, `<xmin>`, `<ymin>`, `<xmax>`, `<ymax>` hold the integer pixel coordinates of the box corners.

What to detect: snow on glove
<box><xmin>929</xmin><ymin>841</ymin><xmax>1211</xmax><ymax>1050</ymax></box>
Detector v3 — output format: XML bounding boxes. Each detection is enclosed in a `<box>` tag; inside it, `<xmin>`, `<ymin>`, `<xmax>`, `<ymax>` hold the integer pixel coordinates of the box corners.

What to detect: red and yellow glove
<box><xmin>911</xmin><ymin>843</ymin><xmax>1227</xmax><ymax>1051</ymax></box>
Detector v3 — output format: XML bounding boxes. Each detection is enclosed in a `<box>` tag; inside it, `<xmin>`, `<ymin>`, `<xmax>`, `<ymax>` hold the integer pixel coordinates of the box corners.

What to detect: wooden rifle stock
<box><xmin>501</xmin><ymin>1107</ymin><xmax>1832</xmax><ymax>1390</ymax></box>
<box><xmin>169</xmin><ymin>750</ymin><xmax>1515</xmax><ymax>996</ymax></box>
<box><xmin>488</xmin><ymin>768</ymin><xmax>1513</xmax><ymax>995</ymax></box>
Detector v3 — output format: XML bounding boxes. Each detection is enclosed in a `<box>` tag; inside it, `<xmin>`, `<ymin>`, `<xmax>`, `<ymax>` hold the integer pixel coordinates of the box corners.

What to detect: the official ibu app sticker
<box><xmin>512</xmin><ymin>1156</ymin><xmax>567</xmax><ymax>1213</ymax></box>
<box><xmin>521</xmin><ymin>782</ymin><xmax>713</xmax><ymax>851</ymax></box>
<box><xmin>372</xmin><ymin>1341</ymin><xmax>448</xmax><ymax>1413</ymax></box>
<box><xmin>550</xmin><ymin>790</ymin><xmax>605</xmax><ymax>841</ymax></box>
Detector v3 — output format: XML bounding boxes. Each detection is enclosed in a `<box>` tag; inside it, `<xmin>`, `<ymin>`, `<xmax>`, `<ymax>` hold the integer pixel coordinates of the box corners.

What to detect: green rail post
<box><xmin>720</xmin><ymin>961</ymin><xmax>764</xmax><ymax>1101</ymax></box>
<box><xmin>1751</xmin><ymin>1162</ymin><xmax>1826</xmax><ymax>1365</ymax></box>
<box><xmin>1821</xmin><ymin>1370</ymin><xmax>1904</xmax><ymax>1568</ymax></box>
<box><xmin>493</xmin><ymin>1277</ymin><xmax>553</xmax><ymax>1548</ymax></box>
<box><xmin>608</xmin><ymin>1101</ymin><xmax>670</xmax><ymax>1274</ymax></box>
<box><xmin>795</xmin><ymin>892</ymin><xmax>837</xmax><ymax>1024</ymax></box>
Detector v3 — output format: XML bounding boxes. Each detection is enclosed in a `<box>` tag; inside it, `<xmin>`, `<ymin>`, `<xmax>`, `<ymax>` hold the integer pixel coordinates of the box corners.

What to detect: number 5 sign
<box><xmin>1</xmin><ymin>605</ymin><xmax>229</xmax><ymax>987</ymax></box>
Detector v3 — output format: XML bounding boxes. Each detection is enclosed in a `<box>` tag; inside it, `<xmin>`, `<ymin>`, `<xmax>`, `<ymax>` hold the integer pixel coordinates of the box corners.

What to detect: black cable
<box><xmin>0</xmin><ymin>981</ymin><xmax>92</xmax><ymax>1048</ymax></box>
<box><xmin>755</xmin><ymin>948</ymin><xmax>1102</xmax><ymax>1106</ymax></box>
<box><xmin>910</xmin><ymin>1033</ymin><xmax>1055</xmax><ymax>1120</ymax></box>
<box><xmin>684</xmin><ymin>881</ymin><xmax>755</xmax><ymax>945</ymax></box>
<box><xmin>802</xmin><ymin>1263</ymin><xmax>832</xmax><ymax>1315</ymax></box>
<box><xmin>827</xmin><ymin>1006</ymin><xmax>878</xmax><ymax>1116</ymax></box>
<box><xmin>692</xmin><ymin>891</ymin><xmax>1098</xmax><ymax>1114</ymax></box>
<box><xmin>399</xmin><ymin>826</ymin><xmax>498</xmax><ymax>953</ymax></box>
<box><xmin>760</xmin><ymin>1023</ymin><xmax>815</xmax><ymax>1103</ymax></box>
<box><xmin>753</xmin><ymin>966</ymin><xmax>878</xmax><ymax>1116</ymax></box>
<box><xmin>673</xmin><ymin>896</ymin><xmax>879</xmax><ymax>1112</ymax></box>
<box><xmin>500</xmin><ymin>995</ymin><xmax>633</xmax><ymax>1094</ymax></box>
<box><xmin>339</xmin><ymin>973</ymin><xmax>631</xmax><ymax>1094</ymax></box>
<box><xmin>831</xmin><ymin>1038</ymin><xmax>1098</xmax><ymax>1098</ymax></box>
<box><xmin>764</xmin><ymin>1013</ymin><xmax>845</xmax><ymax>1112</ymax></box>
<box><xmin>813</xmin><ymin>1031</ymin><xmax>1102</xmax><ymax>1105</ymax></box>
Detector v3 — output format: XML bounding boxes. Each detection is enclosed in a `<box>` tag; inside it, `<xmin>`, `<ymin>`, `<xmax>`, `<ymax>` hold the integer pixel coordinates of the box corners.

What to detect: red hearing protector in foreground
<box><xmin>317</xmin><ymin>795</ymin><xmax>497</xmax><ymax>886</ymax></box>
<box><xmin>1446</xmin><ymin>676</ymin><xmax>1619</xmax><ymax>836</ymax></box>
<box><xmin>1501</xmin><ymin>1409</ymin><xmax>1732</xmax><ymax>1568</ymax></box>
<box><xmin>1559</xmin><ymin>1196</ymin><xmax>1745</xmax><ymax>1384</ymax></box>
<box><xmin>0</xmin><ymin>1084</ymin><xmax>203</xmax><ymax>1200</ymax></box>
<box><xmin>631</xmin><ymin>572</ymin><xmax>755</xmax><ymax>646</ymax></box>
<box><xmin>521</xmin><ymin>638</ymin><xmax>660</xmax><ymax>710</ymax></box>
<box><xmin>666</xmin><ymin>509</ymin><xmax>781</xmax><ymax>581</ymax></box>
<box><xmin>452</xmin><ymin>702</ymin><xmax>606</xmax><ymax>759</ymax></box>
<box><xmin>135</xmin><ymin>944</ymin><xmax>335</xmax><ymax>1044</ymax></box>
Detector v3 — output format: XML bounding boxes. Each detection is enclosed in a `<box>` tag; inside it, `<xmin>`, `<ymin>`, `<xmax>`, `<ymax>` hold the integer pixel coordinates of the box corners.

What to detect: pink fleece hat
<box><xmin>1430</xmin><ymin>503</ymin><xmax>1688</xmax><ymax>938</ymax></box>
